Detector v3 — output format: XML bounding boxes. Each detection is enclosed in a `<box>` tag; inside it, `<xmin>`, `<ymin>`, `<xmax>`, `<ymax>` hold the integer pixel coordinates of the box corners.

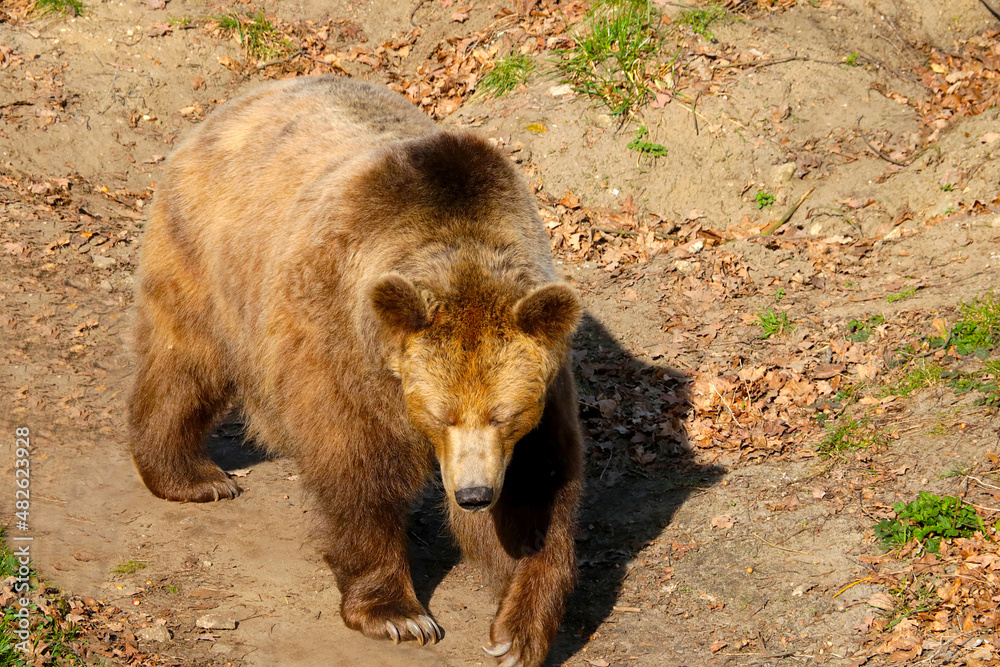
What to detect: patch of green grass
<box><xmin>949</xmin><ymin>359</ymin><xmax>1000</xmax><ymax>406</ymax></box>
<box><xmin>883</xmin><ymin>580</ymin><xmax>941</xmax><ymax>630</ymax></box>
<box><xmin>887</xmin><ymin>287</ymin><xmax>917</xmax><ymax>303</ymax></box>
<box><xmin>678</xmin><ymin>3</ymin><xmax>726</xmax><ymax>41</ymax></box>
<box><xmin>844</xmin><ymin>51</ymin><xmax>859</xmax><ymax>67</ymax></box>
<box><xmin>775</xmin><ymin>287</ymin><xmax>786</xmax><ymax>301</ymax></box>
<box><xmin>755</xmin><ymin>190</ymin><xmax>775</xmax><ymax>210</ymax></box>
<box><xmin>626</xmin><ymin>125</ymin><xmax>668</xmax><ymax>157</ymax></box>
<box><xmin>0</xmin><ymin>527</ymin><xmax>83</xmax><ymax>665</ymax></box>
<box><xmin>887</xmin><ymin>360</ymin><xmax>945</xmax><ymax>397</ymax></box>
<box><xmin>35</xmin><ymin>0</ymin><xmax>83</xmax><ymax>14</ymax></box>
<box><xmin>111</xmin><ymin>559</ymin><xmax>146</xmax><ymax>575</ymax></box>
<box><xmin>949</xmin><ymin>289</ymin><xmax>1000</xmax><ymax>356</ymax></box>
<box><xmin>938</xmin><ymin>463</ymin><xmax>969</xmax><ymax>480</ymax></box>
<box><xmin>168</xmin><ymin>15</ymin><xmax>192</xmax><ymax>26</ymax></box>
<box><xmin>846</xmin><ymin>314</ymin><xmax>885</xmax><ymax>342</ymax></box>
<box><xmin>874</xmin><ymin>492</ymin><xmax>982</xmax><ymax>553</ymax></box>
<box><xmin>756</xmin><ymin>306</ymin><xmax>793</xmax><ymax>339</ymax></box>
<box><xmin>212</xmin><ymin>9</ymin><xmax>291</xmax><ymax>60</ymax></box>
<box><xmin>555</xmin><ymin>0</ymin><xmax>661</xmax><ymax>117</ymax></box>
<box><xmin>940</xmin><ymin>183</ymin><xmax>954</xmax><ymax>192</ymax></box>
<box><xmin>478</xmin><ymin>53</ymin><xmax>535</xmax><ymax>98</ymax></box>
<box><xmin>831</xmin><ymin>381</ymin><xmax>867</xmax><ymax>404</ymax></box>
<box><xmin>817</xmin><ymin>415</ymin><xmax>890</xmax><ymax>457</ymax></box>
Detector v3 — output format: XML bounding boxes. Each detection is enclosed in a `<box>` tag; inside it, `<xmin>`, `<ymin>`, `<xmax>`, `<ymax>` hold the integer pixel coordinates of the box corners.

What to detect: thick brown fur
<box><xmin>128</xmin><ymin>76</ymin><xmax>583</xmax><ymax>666</ymax></box>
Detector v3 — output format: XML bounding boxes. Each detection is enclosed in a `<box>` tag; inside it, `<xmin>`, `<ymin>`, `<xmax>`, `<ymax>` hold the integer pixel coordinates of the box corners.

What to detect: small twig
<box><xmin>762</xmin><ymin>185</ymin><xmax>815</xmax><ymax>235</ymax></box>
<box><xmin>980</xmin><ymin>0</ymin><xmax>1000</xmax><ymax>22</ymax></box>
<box><xmin>257</xmin><ymin>49</ymin><xmax>304</xmax><ymax>70</ymax></box>
<box><xmin>752</xmin><ymin>533</ymin><xmax>811</xmax><ymax>556</ymax></box>
<box><xmin>593</xmin><ymin>227</ymin><xmax>680</xmax><ymax>241</ymax></box>
<box><xmin>715</xmin><ymin>55</ymin><xmax>843</xmax><ymax>70</ymax></box>
<box><xmin>691</xmin><ymin>91</ymin><xmax>701</xmax><ymax>136</ymax></box>
<box><xmin>856</xmin><ymin>115</ymin><xmax>914</xmax><ymax>167</ymax></box>
<box><xmin>966</xmin><ymin>475</ymin><xmax>1000</xmax><ymax>492</ymax></box>
<box><xmin>832</xmin><ymin>576</ymin><xmax>871</xmax><ymax>598</ymax></box>
<box><xmin>410</xmin><ymin>0</ymin><xmax>428</xmax><ymax>26</ymax></box>
<box><xmin>716</xmin><ymin>55</ymin><xmax>805</xmax><ymax>70</ymax></box>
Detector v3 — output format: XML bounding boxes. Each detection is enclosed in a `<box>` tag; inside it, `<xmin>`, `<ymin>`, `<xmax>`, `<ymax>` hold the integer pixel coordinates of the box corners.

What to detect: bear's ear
<box><xmin>371</xmin><ymin>274</ymin><xmax>429</xmax><ymax>336</ymax></box>
<box><xmin>514</xmin><ymin>283</ymin><xmax>582</xmax><ymax>343</ymax></box>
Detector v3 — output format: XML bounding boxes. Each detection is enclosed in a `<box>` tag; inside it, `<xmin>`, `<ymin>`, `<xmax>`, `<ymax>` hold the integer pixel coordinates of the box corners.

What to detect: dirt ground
<box><xmin>3</xmin><ymin>0</ymin><xmax>1000</xmax><ymax>665</ymax></box>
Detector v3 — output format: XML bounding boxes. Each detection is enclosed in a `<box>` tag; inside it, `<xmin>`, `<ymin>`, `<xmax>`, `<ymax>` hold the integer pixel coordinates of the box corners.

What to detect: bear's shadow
<box><xmin>203</xmin><ymin>313</ymin><xmax>721</xmax><ymax>665</ymax></box>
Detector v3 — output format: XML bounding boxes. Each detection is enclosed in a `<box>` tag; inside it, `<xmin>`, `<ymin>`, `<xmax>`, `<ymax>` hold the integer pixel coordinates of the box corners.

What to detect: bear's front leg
<box><xmin>451</xmin><ymin>376</ymin><xmax>584</xmax><ymax>667</ymax></box>
<box><xmin>302</xmin><ymin>446</ymin><xmax>443</xmax><ymax>645</ymax></box>
<box><xmin>484</xmin><ymin>482</ymin><xmax>579</xmax><ymax>667</ymax></box>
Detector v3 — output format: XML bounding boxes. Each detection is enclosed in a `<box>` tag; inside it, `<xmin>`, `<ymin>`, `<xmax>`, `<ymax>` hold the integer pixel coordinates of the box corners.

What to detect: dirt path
<box><xmin>3</xmin><ymin>0</ymin><xmax>1000</xmax><ymax>665</ymax></box>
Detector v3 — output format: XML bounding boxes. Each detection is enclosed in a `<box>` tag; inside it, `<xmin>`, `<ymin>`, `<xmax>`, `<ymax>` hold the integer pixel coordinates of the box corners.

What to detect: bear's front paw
<box><xmin>343</xmin><ymin>601</ymin><xmax>443</xmax><ymax>646</ymax></box>
<box><xmin>139</xmin><ymin>459</ymin><xmax>241</xmax><ymax>503</ymax></box>
<box><xmin>484</xmin><ymin>624</ymin><xmax>548</xmax><ymax>667</ymax></box>
<box><xmin>385</xmin><ymin>614</ymin><xmax>443</xmax><ymax>646</ymax></box>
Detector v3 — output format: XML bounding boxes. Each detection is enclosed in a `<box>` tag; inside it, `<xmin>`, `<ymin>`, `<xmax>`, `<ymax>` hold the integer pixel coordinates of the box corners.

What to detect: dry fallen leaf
<box><xmin>711</xmin><ymin>514</ymin><xmax>735</xmax><ymax>530</ymax></box>
<box><xmin>867</xmin><ymin>592</ymin><xmax>895</xmax><ymax>611</ymax></box>
<box><xmin>147</xmin><ymin>23</ymin><xmax>172</xmax><ymax>37</ymax></box>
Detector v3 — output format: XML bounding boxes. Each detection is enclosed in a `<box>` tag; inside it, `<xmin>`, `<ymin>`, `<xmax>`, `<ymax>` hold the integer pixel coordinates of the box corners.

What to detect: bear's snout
<box><xmin>454</xmin><ymin>486</ymin><xmax>494</xmax><ymax>511</ymax></box>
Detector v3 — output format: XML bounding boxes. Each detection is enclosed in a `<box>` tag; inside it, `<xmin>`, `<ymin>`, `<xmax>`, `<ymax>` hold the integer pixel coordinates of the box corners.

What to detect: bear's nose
<box><xmin>454</xmin><ymin>486</ymin><xmax>494</xmax><ymax>510</ymax></box>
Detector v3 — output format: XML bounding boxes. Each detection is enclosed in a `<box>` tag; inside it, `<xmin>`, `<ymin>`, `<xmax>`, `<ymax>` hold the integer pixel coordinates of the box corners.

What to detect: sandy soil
<box><xmin>2</xmin><ymin>0</ymin><xmax>1000</xmax><ymax>665</ymax></box>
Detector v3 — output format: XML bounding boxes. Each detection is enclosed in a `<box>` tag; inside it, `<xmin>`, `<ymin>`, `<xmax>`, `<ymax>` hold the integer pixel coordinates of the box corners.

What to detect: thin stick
<box><xmin>832</xmin><ymin>576</ymin><xmax>871</xmax><ymax>598</ymax></box>
<box><xmin>856</xmin><ymin>115</ymin><xmax>912</xmax><ymax>166</ymax></box>
<box><xmin>967</xmin><ymin>475</ymin><xmax>1000</xmax><ymax>491</ymax></box>
<box><xmin>752</xmin><ymin>533</ymin><xmax>811</xmax><ymax>556</ymax></box>
<box><xmin>716</xmin><ymin>56</ymin><xmax>805</xmax><ymax>70</ymax></box>
<box><xmin>692</xmin><ymin>91</ymin><xmax>701</xmax><ymax>136</ymax></box>
<box><xmin>257</xmin><ymin>49</ymin><xmax>304</xmax><ymax>70</ymax></box>
<box><xmin>715</xmin><ymin>55</ymin><xmax>843</xmax><ymax>70</ymax></box>
<box><xmin>763</xmin><ymin>185</ymin><xmax>815</xmax><ymax>235</ymax></box>
<box><xmin>593</xmin><ymin>227</ymin><xmax>680</xmax><ymax>241</ymax></box>
<box><xmin>410</xmin><ymin>0</ymin><xmax>427</xmax><ymax>26</ymax></box>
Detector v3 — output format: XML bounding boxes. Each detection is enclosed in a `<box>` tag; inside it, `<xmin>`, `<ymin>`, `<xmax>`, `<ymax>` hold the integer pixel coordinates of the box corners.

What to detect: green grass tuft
<box><xmin>0</xmin><ymin>527</ymin><xmax>82</xmax><ymax>665</ymax></box>
<box><xmin>213</xmin><ymin>10</ymin><xmax>291</xmax><ymax>60</ymax></box>
<box><xmin>817</xmin><ymin>415</ymin><xmax>890</xmax><ymax>457</ymax></box>
<box><xmin>888</xmin><ymin>360</ymin><xmax>945</xmax><ymax>397</ymax></box>
<box><xmin>111</xmin><ymin>559</ymin><xmax>146</xmax><ymax>575</ymax></box>
<box><xmin>554</xmin><ymin>0</ymin><xmax>661</xmax><ymax>117</ymax></box>
<box><xmin>949</xmin><ymin>289</ymin><xmax>1000</xmax><ymax>356</ymax></box>
<box><xmin>35</xmin><ymin>0</ymin><xmax>84</xmax><ymax>15</ymax></box>
<box><xmin>846</xmin><ymin>314</ymin><xmax>884</xmax><ymax>342</ymax></box>
<box><xmin>478</xmin><ymin>54</ymin><xmax>535</xmax><ymax>98</ymax></box>
<box><xmin>887</xmin><ymin>287</ymin><xmax>916</xmax><ymax>303</ymax></box>
<box><xmin>678</xmin><ymin>3</ymin><xmax>727</xmax><ymax>41</ymax></box>
<box><xmin>757</xmin><ymin>306</ymin><xmax>792</xmax><ymax>339</ymax></box>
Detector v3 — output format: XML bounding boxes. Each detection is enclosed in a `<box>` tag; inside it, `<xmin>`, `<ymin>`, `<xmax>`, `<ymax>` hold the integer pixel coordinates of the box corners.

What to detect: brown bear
<box><xmin>128</xmin><ymin>75</ymin><xmax>583</xmax><ymax>667</ymax></box>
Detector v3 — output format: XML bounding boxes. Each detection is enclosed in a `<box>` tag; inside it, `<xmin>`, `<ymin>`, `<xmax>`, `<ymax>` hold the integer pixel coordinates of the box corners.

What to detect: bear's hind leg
<box><xmin>129</xmin><ymin>321</ymin><xmax>239</xmax><ymax>503</ymax></box>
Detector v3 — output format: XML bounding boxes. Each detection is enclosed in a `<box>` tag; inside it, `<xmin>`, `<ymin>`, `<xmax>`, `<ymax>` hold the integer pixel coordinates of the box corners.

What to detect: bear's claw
<box><xmin>483</xmin><ymin>641</ymin><xmax>512</xmax><ymax>657</ymax></box>
<box><xmin>386</xmin><ymin>620</ymin><xmax>401</xmax><ymax>645</ymax></box>
<box><xmin>385</xmin><ymin>614</ymin><xmax>442</xmax><ymax>646</ymax></box>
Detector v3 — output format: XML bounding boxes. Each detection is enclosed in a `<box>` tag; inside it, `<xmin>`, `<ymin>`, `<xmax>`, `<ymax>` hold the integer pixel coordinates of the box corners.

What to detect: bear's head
<box><xmin>371</xmin><ymin>273</ymin><xmax>581</xmax><ymax>512</ymax></box>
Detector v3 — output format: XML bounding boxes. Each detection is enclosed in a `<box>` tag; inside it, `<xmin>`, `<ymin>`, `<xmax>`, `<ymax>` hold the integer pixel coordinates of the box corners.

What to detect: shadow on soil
<box><xmin>548</xmin><ymin>314</ymin><xmax>725</xmax><ymax>665</ymax></box>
